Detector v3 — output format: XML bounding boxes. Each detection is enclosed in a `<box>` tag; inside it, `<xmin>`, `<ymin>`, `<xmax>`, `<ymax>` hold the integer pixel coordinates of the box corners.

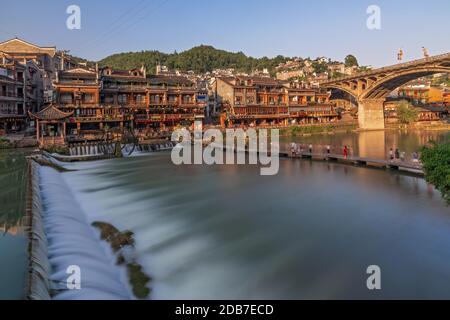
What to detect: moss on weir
<box><xmin>127</xmin><ymin>263</ymin><xmax>152</xmax><ymax>299</ymax></box>
<box><xmin>92</xmin><ymin>221</ymin><xmax>151</xmax><ymax>299</ymax></box>
<box><xmin>92</xmin><ymin>221</ymin><xmax>135</xmax><ymax>252</ymax></box>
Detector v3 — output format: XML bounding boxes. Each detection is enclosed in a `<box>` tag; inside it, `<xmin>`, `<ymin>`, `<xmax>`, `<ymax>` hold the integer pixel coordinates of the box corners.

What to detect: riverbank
<box><xmin>385</xmin><ymin>121</ymin><xmax>450</xmax><ymax>131</ymax></box>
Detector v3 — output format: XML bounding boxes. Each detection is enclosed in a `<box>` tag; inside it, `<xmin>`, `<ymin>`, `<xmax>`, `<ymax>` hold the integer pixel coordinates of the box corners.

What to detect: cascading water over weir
<box><xmin>26</xmin><ymin>159</ymin><xmax>133</xmax><ymax>300</ymax></box>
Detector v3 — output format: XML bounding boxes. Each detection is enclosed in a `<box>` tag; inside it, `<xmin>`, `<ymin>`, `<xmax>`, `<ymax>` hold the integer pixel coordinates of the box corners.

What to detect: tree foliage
<box><xmin>98</xmin><ymin>45</ymin><xmax>291</xmax><ymax>74</ymax></box>
<box><xmin>344</xmin><ymin>54</ymin><xmax>359</xmax><ymax>67</ymax></box>
<box><xmin>311</xmin><ymin>61</ymin><xmax>328</xmax><ymax>74</ymax></box>
<box><xmin>396</xmin><ymin>100</ymin><xmax>418</xmax><ymax>124</ymax></box>
<box><xmin>421</xmin><ymin>141</ymin><xmax>450</xmax><ymax>205</ymax></box>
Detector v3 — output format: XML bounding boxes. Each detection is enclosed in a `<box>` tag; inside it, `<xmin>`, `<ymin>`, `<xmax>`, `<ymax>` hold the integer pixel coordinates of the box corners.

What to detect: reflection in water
<box><xmin>281</xmin><ymin>129</ymin><xmax>449</xmax><ymax>160</ymax></box>
<box><xmin>0</xmin><ymin>151</ymin><xmax>28</xmax><ymax>230</ymax></box>
<box><xmin>60</xmin><ymin>149</ymin><xmax>450</xmax><ymax>299</ymax></box>
<box><xmin>0</xmin><ymin>149</ymin><xmax>30</xmax><ymax>299</ymax></box>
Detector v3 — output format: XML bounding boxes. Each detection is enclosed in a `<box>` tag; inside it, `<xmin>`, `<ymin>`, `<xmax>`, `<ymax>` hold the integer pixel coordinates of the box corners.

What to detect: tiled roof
<box><xmin>28</xmin><ymin>105</ymin><xmax>73</xmax><ymax>120</ymax></box>
<box><xmin>147</xmin><ymin>75</ymin><xmax>194</xmax><ymax>86</ymax></box>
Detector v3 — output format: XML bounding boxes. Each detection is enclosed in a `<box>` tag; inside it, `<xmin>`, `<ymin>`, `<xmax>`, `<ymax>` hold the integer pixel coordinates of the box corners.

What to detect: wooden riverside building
<box><xmin>134</xmin><ymin>75</ymin><xmax>204</xmax><ymax>133</ymax></box>
<box><xmin>29</xmin><ymin>66</ymin><xmax>206</xmax><ymax>145</ymax></box>
<box><xmin>216</xmin><ymin>76</ymin><xmax>338</xmax><ymax>127</ymax></box>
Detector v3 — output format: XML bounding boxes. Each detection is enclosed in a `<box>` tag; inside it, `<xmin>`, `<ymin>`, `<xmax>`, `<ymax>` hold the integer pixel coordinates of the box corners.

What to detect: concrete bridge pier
<box><xmin>358</xmin><ymin>98</ymin><xmax>385</xmax><ymax>130</ymax></box>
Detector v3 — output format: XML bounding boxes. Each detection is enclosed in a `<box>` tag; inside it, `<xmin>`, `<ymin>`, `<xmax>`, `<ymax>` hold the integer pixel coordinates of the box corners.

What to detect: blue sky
<box><xmin>0</xmin><ymin>0</ymin><xmax>448</xmax><ymax>67</ymax></box>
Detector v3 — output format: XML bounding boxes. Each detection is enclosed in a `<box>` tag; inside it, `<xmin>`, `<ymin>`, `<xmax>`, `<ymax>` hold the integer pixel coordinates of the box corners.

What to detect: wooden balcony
<box><xmin>135</xmin><ymin>113</ymin><xmax>198</xmax><ymax>124</ymax></box>
<box><xmin>39</xmin><ymin>136</ymin><xmax>65</xmax><ymax>146</ymax></box>
<box><xmin>231</xmin><ymin>106</ymin><xmax>289</xmax><ymax>119</ymax></box>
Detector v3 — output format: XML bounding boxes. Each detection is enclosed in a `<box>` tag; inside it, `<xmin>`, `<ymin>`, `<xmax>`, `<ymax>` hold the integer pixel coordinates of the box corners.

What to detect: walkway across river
<box><xmin>285</xmin><ymin>151</ymin><xmax>424</xmax><ymax>175</ymax></box>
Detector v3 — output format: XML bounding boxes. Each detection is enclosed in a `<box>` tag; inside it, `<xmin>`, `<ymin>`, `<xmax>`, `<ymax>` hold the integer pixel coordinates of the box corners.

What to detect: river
<box><xmin>0</xmin><ymin>149</ymin><xmax>30</xmax><ymax>299</ymax></box>
<box><xmin>0</xmin><ymin>129</ymin><xmax>449</xmax><ymax>299</ymax></box>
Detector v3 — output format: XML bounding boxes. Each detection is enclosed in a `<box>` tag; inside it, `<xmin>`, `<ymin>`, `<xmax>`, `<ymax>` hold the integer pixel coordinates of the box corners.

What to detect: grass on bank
<box><xmin>279</xmin><ymin>124</ymin><xmax>357</xmax><ymax>136</ymax></box>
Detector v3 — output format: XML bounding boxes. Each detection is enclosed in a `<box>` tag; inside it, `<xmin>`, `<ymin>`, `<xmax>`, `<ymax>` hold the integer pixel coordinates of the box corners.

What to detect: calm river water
<box><xmin>0</xmin><ymin>149</ymin><xmax>29</xmax><ymax>299</ymax></box>
<box><xmin>0</xmin><ymin>129</ymin><xmax>449</xmax><ymax>299</ymax></box>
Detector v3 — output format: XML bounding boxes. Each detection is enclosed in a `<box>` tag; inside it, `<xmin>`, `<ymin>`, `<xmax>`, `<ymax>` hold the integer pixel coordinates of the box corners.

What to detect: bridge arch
<box><xmin>360</xmin><ymin>66</ymin><xmax>450</xmax><ymax>100</ymax></box>
<box><xmin>324</xmin><ymin>84</ymin><xmax>359</xmax><ymax>100</ymax></box>
<box><xmin>319</xmin><ymin>53</ymin><xmax>450</xmax><ymax>129</ymax></box>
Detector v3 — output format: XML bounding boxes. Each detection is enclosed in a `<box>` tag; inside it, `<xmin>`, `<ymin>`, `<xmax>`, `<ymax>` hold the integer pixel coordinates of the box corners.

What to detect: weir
<box><xmin>25</xmin><ymin>156</ymin><xmax>134</xmax><ymax>300</ymax></box>
<box><xmin>26</xmin><ymin>161</ymin><xmax>51</xmax><ymax>300</ymax></box>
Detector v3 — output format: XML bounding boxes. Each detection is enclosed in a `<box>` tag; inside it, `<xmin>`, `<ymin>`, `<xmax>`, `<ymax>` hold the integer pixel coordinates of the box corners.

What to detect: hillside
<box><xmin>98</xmin><ymin>45</ymin><xmax>292</xmax><ymax>75</ymax></box>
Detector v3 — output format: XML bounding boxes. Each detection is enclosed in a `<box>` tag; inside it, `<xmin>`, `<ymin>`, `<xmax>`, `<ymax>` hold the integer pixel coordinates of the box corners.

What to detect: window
<box><xmin>150</xmin><ymin>95</ymin><xmax>160</xmax><ymax>103</ymax></box>
<box><xmin>84</xmin><ymin>93</ymin><xmax>94</xmax><ymax>103</ymax></box>
<box><xmin>60</xmin><ymin>93</ymin><xmax>73</xmax><ymax>104</ymax></box>
<box><xmin>136</xmin><ymin>95</ymin><xmax>145</xmax><ymax>103</ymax></box>
<box><xmin>118</xmin><ymin>94</ymin><xmax>127</xmax><ymax>104</ymax></box>
<box><xmin>104</xmin><ymin>95</ymin><xmax>114</xmax><ymax>104</ymax></box>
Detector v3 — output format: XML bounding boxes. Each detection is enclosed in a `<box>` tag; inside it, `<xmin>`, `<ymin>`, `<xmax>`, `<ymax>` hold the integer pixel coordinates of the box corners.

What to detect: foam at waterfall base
<box><xmin>39</xmin><ymin>166</ymin><xmax>133</xmax><ymax>300</ymax></box>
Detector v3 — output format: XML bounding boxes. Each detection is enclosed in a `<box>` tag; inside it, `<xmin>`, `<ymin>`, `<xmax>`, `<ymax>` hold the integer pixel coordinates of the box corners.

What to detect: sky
<box><xmin>0</xmin><ymin>0</ymin><xmax>449</xmax><ymax>67</ymax></box>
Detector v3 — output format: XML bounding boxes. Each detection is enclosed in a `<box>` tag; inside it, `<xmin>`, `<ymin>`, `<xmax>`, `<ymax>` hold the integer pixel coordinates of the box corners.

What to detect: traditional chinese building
<box><xmin>216</xmin><ymin>76</ymin><xmax>289</xmax><ymax>127</ymax></box>
<box><xmin>216</xmin><ymin>76</ymin><xmax>337</xmax><ymax>127</ymax></box>
<box><xmin>100</xmin><ymin>66</ymin><xmax>144</xmax><ymax>130</ymax></box>
<box><xmin>0</xmin><ymin>38</ymin><xmax>79</xmax><ymax>134</ymax></box>
<box><xmin>0</xmin><ymin>38</ymin><xmax>77</xmax><ymax>78</ymax></box>
<box><xmin>134</xmin><ymin>75</ymin><xmax>204</xmax><ymax>133</ymax></box>
<box><xmin>53</xmin><ymin>67</ymin><xmax>103</xmax><ymax>140</ymax></box>
<box><xmin>0</xmin><ymin>54</ymin><xmax>26</xmax><ymax>134</ymax></box>
<box><xmin>284</xmin><ymin>81</ymin><xmax>338</xmax><ymax>124</ymax></box>
<box><xmin>28</xmin><ymin>104</ymin><xmax>73</xmax><ymax>146</ymax></box>
<box><xmin>398</xmin><ymin>84</ymin><xmax>445</xmax><ymax>105</ymax></box>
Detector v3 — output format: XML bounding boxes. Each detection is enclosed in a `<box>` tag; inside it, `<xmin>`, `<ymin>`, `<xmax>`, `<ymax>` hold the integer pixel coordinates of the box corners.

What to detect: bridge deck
<box><xmin>320</xmin><ymin>52</ymin><xmax>450</xmax><ymax>85</ymax></box>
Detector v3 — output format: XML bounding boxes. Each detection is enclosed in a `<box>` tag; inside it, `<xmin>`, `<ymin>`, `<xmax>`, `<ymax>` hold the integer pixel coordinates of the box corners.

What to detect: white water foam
<box><xmin>38</xmin><ymin>165</ymin><xmax>133</xmax><ymax>300</ymax></box>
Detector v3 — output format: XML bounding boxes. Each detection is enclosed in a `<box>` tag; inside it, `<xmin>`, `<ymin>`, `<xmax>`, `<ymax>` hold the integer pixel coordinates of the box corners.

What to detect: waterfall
<box><xmin>26</xmin><ymin>160</ymin><xmax>133</xmax><ymax>300</ymax></box>
<box><xmin>39</xmin><ymin>165</ymin><xmax>132</xmax><ymax>299</ymax></box>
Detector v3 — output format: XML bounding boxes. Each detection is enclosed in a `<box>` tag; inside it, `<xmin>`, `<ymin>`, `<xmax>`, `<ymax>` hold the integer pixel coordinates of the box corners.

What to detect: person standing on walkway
<box><xmin>343</xmin><ymin>145</ymin><xmax>348</xmax><ymax>158</ymax></box>
<box><xmin>309</xmin><ymin>144</ymin><xmax>313</xmax><ymax>154</ymax></box>
<box><xmin>326</xmin><ymin>145</ymin><xmax>331</xmax><ymax>154</ymax></box>
<box><xmin>291</xmin><ymin>142</ymin><xmax>296</xmax><ymax>156</ymax></box>
<box><xmin>400</xmin><ymin>151</ymin><xmax>406</xmax><ymax>162</ymax></box>
<box><xmin>412</xmin><ymin>151</ymin><xmax>419</xmax><ymax>163</ymax></box>
<box><xmin>395</xmin><ymin>148</ymin><xmax>400</xmax><ymax>160</ymax></box>
<box><xmin>389</xmin><ymin>148</ymin><xmax>394</xmax><ymax>160</ymax></box>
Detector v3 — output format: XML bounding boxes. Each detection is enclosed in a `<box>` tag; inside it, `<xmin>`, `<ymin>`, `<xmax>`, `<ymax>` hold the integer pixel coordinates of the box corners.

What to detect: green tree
<box><xmin>396</xmin><ymin>100</ymin><xmax>418</xmax><ymax>124</ymax></box>
<box><xmin>312</xmin><ymin>61</ymin><xmax>328</xmax><ymax>74</ymax></box>
<box><xmin>344</xmin><ymin>54</ymin><xmax>359</xmax><ymax>67</ymax></box>
<box><xmin>421</xmin><ymin>141</ymin><xmax>450</xmax><ymax>205</ymax></box>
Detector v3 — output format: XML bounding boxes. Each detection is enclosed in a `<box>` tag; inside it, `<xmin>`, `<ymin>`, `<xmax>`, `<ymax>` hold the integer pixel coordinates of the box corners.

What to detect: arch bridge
<box><xmin>320</xmin><ymin>53</ymin><xmax>450</xmax><ymax>129</ymax></box>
